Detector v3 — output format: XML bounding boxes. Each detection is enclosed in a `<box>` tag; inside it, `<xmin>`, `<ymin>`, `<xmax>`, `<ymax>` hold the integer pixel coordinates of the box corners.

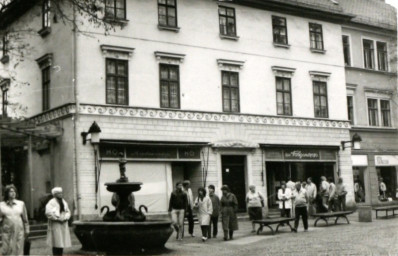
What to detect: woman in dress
<box><xmin>246</xmin><ymin>185</ymin><xmax>264</xmax><ymax>233</ymax></box>
<box><xmin>0</xmin><ymin>185</ymin><xmax>30</xmax><ymax>256</ymax></box>
<box><xmin>220</xmin><ymin>185</ymin><xmax>239</xmax><ymax>241</ymax></box>
<box><xmin>194</xmin><ymin>187</ymin><xmax>213</xmax><ymax>242</ymax></box>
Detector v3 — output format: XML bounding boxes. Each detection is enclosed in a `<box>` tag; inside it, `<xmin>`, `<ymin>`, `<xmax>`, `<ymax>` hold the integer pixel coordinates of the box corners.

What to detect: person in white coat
<box><xmin>45</xmin><ymin>187</ymin><xmax>72</xmax><ymax>256</ymax></box>
<box><xmin>277</xmin><ymin>181</ymin><xmax>292</xmax><ymax>217</ymax></box>
<box><xmin>194</xmin><ymin>187</ymin><xmax>213</xmax><ymax>242</ymax></box>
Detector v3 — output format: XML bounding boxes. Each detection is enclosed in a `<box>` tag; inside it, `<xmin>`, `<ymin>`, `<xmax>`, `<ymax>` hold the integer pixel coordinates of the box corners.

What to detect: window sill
<box><xmin>38</xmin><ymin>27</ymin><xmax>51</xmax><ymax>38</ymax></box>
<box><xmin>310</xmin><ymin>48</ymin><xmax>326</xmax><ymax>54</ymax></box>
<box><xmin>351</xmin><ymin>125</ymin><xmax>397</xmax><ymax>133</ymax></box>
<box><xmin>104</xmin><ymin>18</ymin><xmax>129</xmax><ymax>26</ymax></box>
<box><xmin>219</xmin><ymin>34</ymin><xmax>239</xmax><ymax>41</ymax></box>
<box><xmin>0</xmin><ymin>55</ymin><xmax>9</xmax><ymax>64</ymax></box>
<box><xmin>273</xmin><ymin>43</ymin><xmax>290</xmax><ymax>49</ymax></box>
<box><xmin>157</xmin><ymin>25</ymin><xmax>180</xmax><ymax>32</ymax></box>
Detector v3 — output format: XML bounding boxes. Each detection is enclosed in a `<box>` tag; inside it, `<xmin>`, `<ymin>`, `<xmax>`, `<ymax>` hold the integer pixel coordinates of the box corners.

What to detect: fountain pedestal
<box><xmin>73</xmin><ymin>157</ymin><xmax>173</xmax><ymax>253</ymax></box>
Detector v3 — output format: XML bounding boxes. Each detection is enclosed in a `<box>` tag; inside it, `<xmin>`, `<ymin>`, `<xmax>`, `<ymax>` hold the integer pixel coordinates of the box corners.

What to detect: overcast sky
<box><xmin>385</xmin><ymin>0</ymin><xmax>398</xmax><ymax>9</ymax></box>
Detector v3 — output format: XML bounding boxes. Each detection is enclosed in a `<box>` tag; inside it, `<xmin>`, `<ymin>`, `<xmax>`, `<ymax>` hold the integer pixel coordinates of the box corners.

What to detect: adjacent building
<box><xmin>0</xmin><ymin>0</ymin><xmax>393</xmax><ymax>220</ymax></box>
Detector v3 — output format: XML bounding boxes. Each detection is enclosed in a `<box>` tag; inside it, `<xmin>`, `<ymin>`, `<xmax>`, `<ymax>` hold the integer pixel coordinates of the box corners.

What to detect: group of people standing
<box><xmin>277</xmin><ymin>176</ymin><xmax>348</xmax><ymax>232</ymax></box>
<box><xmin>0</xmin><ymin>185</ymin><xmax>71</xmax><ymax>256</ymax></box>
<box><xmin>168</xmin><ymin>180</ymin><xmax>238</xmax><ymax>242</ymax></box>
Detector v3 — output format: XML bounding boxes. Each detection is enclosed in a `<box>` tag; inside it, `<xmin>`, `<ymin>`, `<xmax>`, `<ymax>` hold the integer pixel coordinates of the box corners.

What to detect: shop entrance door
<box><xmin>221</xmin><ymin>155</ymin><xmax>246</xmax><ymax>211</ymax></box>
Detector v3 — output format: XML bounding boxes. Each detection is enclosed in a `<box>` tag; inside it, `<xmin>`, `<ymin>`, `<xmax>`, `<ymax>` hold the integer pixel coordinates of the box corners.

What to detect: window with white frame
<box><xmin>342</xmin><ymin>35</ymin><xmax>351</xmax><ymax>66</ymax></box>
<box><xmin>363</xmin><ymin>39</ymin><xmax>375</xmax><ymax>69</ymax></box>
<box><xmin>367</xmin><ymin>98</ymin><xmax>392</xmax><ymax>127</ymax></box>
<box><xmin>347</xmin><ymin>95</ymin><xmax>354</xmax><ymax>124</ymax></box>
<box><xmin>377</xmin><ymin>42</ymin><xmax>388</xmax><ymax>71</ymax></box>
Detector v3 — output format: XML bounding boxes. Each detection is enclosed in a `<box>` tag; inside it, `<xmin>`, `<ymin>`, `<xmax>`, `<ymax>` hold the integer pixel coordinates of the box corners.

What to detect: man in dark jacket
<box><xmin>207</xmin><ymin>184</ymin><xmax>220</xmax><ymax>238</ymax></box>
<box><xmin>169</xmin><ymin>181</ymin><xmax>188</xmax><ymax>240</ymax></box>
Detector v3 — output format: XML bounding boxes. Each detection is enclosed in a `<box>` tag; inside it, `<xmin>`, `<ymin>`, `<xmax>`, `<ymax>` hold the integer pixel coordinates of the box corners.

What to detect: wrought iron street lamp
<box><xmin>341</xmin><ymin>133</ymin><xmax>362</xmax><ymax>150</ymax></box>
<box><xmin>81</xmin><ymin>121</ymin><xmax>102</xmax><ymax>145</ymax></box>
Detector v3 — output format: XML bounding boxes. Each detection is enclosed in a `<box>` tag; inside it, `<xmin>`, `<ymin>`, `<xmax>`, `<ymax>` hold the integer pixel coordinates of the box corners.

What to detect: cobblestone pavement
<box><xmin>31</xmin><ymin>213</ymin><xmax>398</xmax><ymax>255</ymax></box>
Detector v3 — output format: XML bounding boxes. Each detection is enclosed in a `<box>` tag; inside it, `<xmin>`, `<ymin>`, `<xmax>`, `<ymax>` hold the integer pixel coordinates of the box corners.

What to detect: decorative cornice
<box><xmin>346</xmin><ymin>83</ymin><xmax>357</xmax><ymax>91</ymax></box>
<box><xmin>212</xmin><ymin>140</ymin><xmax>259</xmax><ymax>149</ymax></box>
<box><xmin>35</xmin><ymin>53</ymin><xmax>53</xmax><ymax>69</ymax></box>
<box><xmin>154</xmin><ymin>51</ymin><xmax>185</xmax><ymax>64</ymax></box>
<box><xmin>29</xmin><ymin>104</ymin><xmax>76</xmax><ymax>124</ymax></box>
<box><xmin>309</xmin><ymin>71</ymin><xmax>331</xmax><ymax>82</ymax></box>
<box><xmin>100</xmin><ymin>45</ymin><xmax>135</xmax><ymax>59</ymax></box>
<box><xmin>0</xmin><ymin>78</ymin><xmax>10</xmax><ymax>90</ymax></box>
<box><xmin>364</xmin><ymin>87</ymin><xmax>394</xmax><ymax>95</ymax></box>
<box><xmin>217</xmin><ymin>59</ymin><xmax>245</xmax><ymax>71</ymax></box>
<box><xmin>272</xmin><ymin>66</ymin><xmax>296</xmax><ymax>78</ymax></box>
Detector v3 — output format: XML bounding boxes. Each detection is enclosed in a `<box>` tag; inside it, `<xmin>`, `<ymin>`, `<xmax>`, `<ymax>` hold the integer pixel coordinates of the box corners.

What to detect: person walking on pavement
<box><xmin>277</xmin><ymin>181</ymin><xmax>292</xmax><ymax>218</ymax></box>
<box><xmin>207</xmin><ymin>185</ymin><xmax>220</xmax><ymax>238</ymax></box>
<box><xmin>0</xmin><ymin>185</ymin><xmax>30</xmax><ymax>256</ymax></box>
<box><xmin>220</xmin><ymin>185</ymin><xmax>239</xmax><ymax>241</ymax></box>
<box><xmin>335</xmin><ymin>177</ymin><xmax>347</xmax><ymax>211</ymax></box>
<box><xmin>45</xmin><ymin>187</ymin><xmax>72</xmax><ymax>256</ymax></box>
<box><xmin>194</xmin><ymin>187</ymin><xmax>213</xmax><ymax>242</ymax></box>
<box><xmin>286</xmin><ymin>177</ymin><xmax>296</xmax><ymax>217</ymax></box>
<box><xmin>183</xmin><ymin>180</ymin><xmax>195</xmax><ymax>237</ymax></box>
<box><xmin>292</xmin><ymin>182</ymin><xmax>309</xmax><ymax>232</ymax></box>
<box><xmin>319</xmin><ymin>176</ymin><xmax>330</xmax><ymax>212</ymax></box>
<box><xmin>168</xmin><ymin>181</ymin><xmax>188</xmax><ymax>241</ymax></box>
<box><xmin>306</xmin><ymin>178</ymin><xmax>317</xmax><ymax>216</ymax></box>
<box><xmin>328</xmin><ymin>177</ymin><xmax>336</xmax><ymax>212</ymax></box>
<box><xmin>246</xmin><ymin>185</ymin><xmax>264</xmax><ymax>233</ymax></box>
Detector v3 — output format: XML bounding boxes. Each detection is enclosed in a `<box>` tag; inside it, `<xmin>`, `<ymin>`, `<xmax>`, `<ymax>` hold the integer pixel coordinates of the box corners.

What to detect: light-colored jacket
<box><xmin>292</xmin><ymin>188</ymin><xmax>308</xmax><ymax>207</ymax></box>
<box><xmin>277</xmin><ymin>188</ymin><xmax>292</xmax><ymax>209</ymax></box>
<box><xmin>194</xmin><ymin>196</ymin><xmax>213</xmax><ymax>225</ymax></box>
<box><xmin>306</xmin><ymin>183</ymin><xmax>317</xmax><ymax>199</ymax></box>
<box><xmin>320</xmin><ymin>181</ymin><xmax>330</xmax><ymax>196</ymax></box>
<box><xmin>45</xmin><ymin>198</ymin><xmax>72</xmax><ymax>248</ymax></box>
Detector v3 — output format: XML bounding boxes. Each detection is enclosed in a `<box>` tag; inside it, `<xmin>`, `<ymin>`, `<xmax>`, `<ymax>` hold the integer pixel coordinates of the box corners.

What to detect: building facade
<box><xmin>0</xmin><ymin>0</ymin><xmax>385</xmax><ymax>220</ymax></box>
<box><xmin>340</xmin><ymin>0</ymin><xmax>398</xmax><ymax>207</ymax></box>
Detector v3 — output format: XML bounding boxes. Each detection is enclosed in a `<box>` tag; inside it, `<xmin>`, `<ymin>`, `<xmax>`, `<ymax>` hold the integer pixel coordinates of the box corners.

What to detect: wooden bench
<box><xmin>374</xmin><ymin>205</ymin><xmax>398</xmax><ymax>219</ymax></box>
<box><xmin>312</xmin><ymin>211</ymin><xmax>354</xmax><ymax>227</ymax></box>
<box><xmin>253</xmin><ymin>217</ymin><xmax>295</xmax><ymax>235</ymax></box>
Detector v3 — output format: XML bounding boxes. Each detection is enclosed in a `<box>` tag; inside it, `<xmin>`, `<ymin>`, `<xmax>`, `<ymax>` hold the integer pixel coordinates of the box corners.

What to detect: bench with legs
<box><xmin>374</xmin><ymin>205</ymin><xmax>398</xmax><ymax>219</ymax></box>
<box><xmin>312</xmin><ymin>211</ymin><xmax>354</xmax><ymax>227</ymax></box>
<box><xmin>253</xmin><ymin>217</ymin><xmax>295</xmax><ymax>235</ymax></box>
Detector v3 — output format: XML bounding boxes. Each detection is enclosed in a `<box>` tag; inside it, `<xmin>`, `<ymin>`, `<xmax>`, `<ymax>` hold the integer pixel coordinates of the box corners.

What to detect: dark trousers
<box><xmin>208</xmin><ymin>216</ymin><xmax>218</xmax><ymax>238</ymax></box>
<box><xmin>200</xmin><ymin>225</ymin><xmax>209</xmax><ymax>238</ymax></box>
<box><xmin>52</xmin><ymin>247</ymin><xmax>63</xmax><ymax>256</ymax></box>
<box><xmin>294</xmin><ymin>206</ymin><xmax>308</xmax><ymax>230</ymax></box>
<box><xmin>328</xmin><ymin>198</ymin><xmax>335</xmax><ymax>212</ymax></box>
<box><xmin>186</xmin><ymin>207</ymin><xmax>194</xmax><ymax>234</ymax></box>
<box><xmin>280</xmin><ymin>208</ymin><xmax>291</xmax><ymax>218</ymax></box>
<box><xmin>336</xmin><ymin>195</ymin><xmax>346</xmax><ymax>211</ymax></box>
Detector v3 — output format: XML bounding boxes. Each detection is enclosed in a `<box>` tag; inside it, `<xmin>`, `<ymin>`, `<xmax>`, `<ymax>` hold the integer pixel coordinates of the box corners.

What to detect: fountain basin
<box><xmin>73</xmin><ymin>220</ymin><xmax>173</xmax><ymax>253</ymax></box>
<box><xmin>105</xmin><ymin>182</ymin><xmax>142</xmax><ymax>193</ymax></box>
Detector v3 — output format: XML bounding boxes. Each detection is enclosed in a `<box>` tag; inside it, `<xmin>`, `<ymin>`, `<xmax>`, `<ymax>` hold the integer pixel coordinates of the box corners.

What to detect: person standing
<box><xmin>220</xmin><ymin>185</ymin><xmax>239</xmax><ymax>241</ymax></box>
<box><xmin>292</xmin><ymin>182</ymin><xmax>308</xmax><ymax>232</ymax></box>
<box><xmin>246</xmin><ymin>185</ymin><xmax>264</xmax><ymax>233</ymax></box>
<box><xmin>194</xmin><ymin>187</ymin><xmax>213</xmax><ymax>242</ymax></box>
<box><xmin>319</xmin><ymin>176</ymin><xmax>330</xmax><ymax>211</ymax></box>
<box><xmin>379</xmin><ymin>177</ymin><xmax>387</xmax><ymax>200</ymax></box>
<box><xmin>207</xmin><ymin>185</ymin><xmax>220</xmax><ymax>238</ymax></box>
<box><xmin>286</xmin><ymin>177</ymin><xmax>296</xmax><ymax>217</ymax></box>
<box><xmin>0</xmin><ymin>185</ymin><xmax>29</xmax><ymax>256</ymax></box>
<box><xmin>183</xmin><ymin>180</ymin><xmax>195</xmax><ymax>237</ymax></box>
<box><xmin>168</xmin><ymin>181</ymin><xmax>188</xmax><ymax>241</ymax></box>
<box><xmin>306</xmin><ymin>178</ymin><xmax>317</xmax><ymax>216</ymax></box>
<box><xmin>328</xmin><ymin>177</ymin><xmax>336</xmax><ymax>212</ymax></box>
<box><xmin>277</xmin><ymin>181</ymin><xmax>292</xmax><ymax>218</ymax></box>
<box><xmin>45</xmin><ymin>187</ymin><xmax>72</xmax><ymax>256</ymax></box>
<box><xmin>335</xmin><ymin>177</ymin><xmax>347</xmax><ymax>211</ymax></box>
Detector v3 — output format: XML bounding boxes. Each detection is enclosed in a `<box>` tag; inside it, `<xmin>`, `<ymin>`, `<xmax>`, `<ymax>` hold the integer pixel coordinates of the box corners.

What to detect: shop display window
<box><xmin>377</xmin><ymin>167</ymin><xmax>398</xmax><ymax>202</ymax></box>
<box><xmin>353</xmin><ymin>167</ymin><xmax>366</xmax><ymax>203</ymax></box>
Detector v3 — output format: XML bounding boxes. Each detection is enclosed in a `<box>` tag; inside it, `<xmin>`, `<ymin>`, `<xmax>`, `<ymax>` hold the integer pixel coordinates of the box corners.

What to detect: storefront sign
<box><xmin>284</xmin><ymin>150</ymin><xmax>320</xmax><ymax>160</ymax></box>
<box><xmin>100</xmin><ymin>144</ymin><xmax>201</xmax><ymax>160</ymax></box>
<box><xmin>351</xmin><ymin>155</ymin><xmax>368</xmax><ymax>167</ymax></box>
<box><xmin>375</xmin><ymin>155</ymin><xmax>398</xmax><ymax>166</ymax></box>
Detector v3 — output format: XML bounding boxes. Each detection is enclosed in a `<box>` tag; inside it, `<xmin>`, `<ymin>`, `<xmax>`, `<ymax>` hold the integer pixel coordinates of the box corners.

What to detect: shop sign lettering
<box><xmin>284</xmin><ymin>150</ymin><xmax>320</xmax><ymax>160</ymax></box>
<box><xmin>376</xmin><ymin>156</ymin><xmax>389</xmax><ymax>165</ymax></box>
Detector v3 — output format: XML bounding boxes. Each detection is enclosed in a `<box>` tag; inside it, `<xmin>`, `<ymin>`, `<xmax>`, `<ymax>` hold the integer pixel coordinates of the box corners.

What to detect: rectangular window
<box><xmin>313</xmin><ymin>81</ymin><xmax>328</xmax><ymax>118</ymax></box>
<box><xmin>2</xmin><ymin>34</ymin><xmax>8</xmax><ymax>57</ymax></box>
<box><xmin>158</xmin><ymin>0</ymin><xmax>177</xmax><ymax>27</ymax></box>
<box><xmin>367</xmin><ymin>98</ymin><xmax>378</xmax><ymax>126</ymax></box>
<box><xmin>342</xmin><ymin>35</ymin><xmax>351</xmax><ymax>66</ymax></box>
<box><xmin>363</xmin><ymin>39</ymin><xmax>374</xmax><ymax>69</ymax></box>
<box><xmin>276</xmin><ymin>77</ymin><xmax>292</xmax><ymax>115</ymax></box>
<box><xmin>160</xmin><ymin>64</ymin><xmax>180</xmax><ymax>109</ymax></box>
<box><xmin>2</xmin><ymin>86</ymin><xmax>8</xmax><ymax>118</ymax></box>
<box><xmin>219</xmin><ymin>6</ymin><xmax>236</xmax><ymax>37</ymax></box>
<box><xmin>309</xmin><ymin>23</ymin><xmax>324</xmax><ymax>50</ymax></box>
<box><xmin>272</xmin><ymin>16</ymin><xmax>288</xmax><ymax>45</ymax></box>
<box><xmin>347</xmin><ymin>96</ymin><xmax>354</xmax><ymax>124</ymax></box>
<box><xmin>42</xmin><ymin>66</ymin><xmax>50</xmax><ymax>111</ymax></box>
<box><xmin>106</xmin><ymin>59</ymin><xmax>128</xmax><ymax>105</ymax></box>
<box><xmin>377</xmin><ymin>42</ymin><xmax>388</xmax><ymax>71</ymax></box>
<box><xmin>222</xmin><ymin>71</ymin><xmax>239</xmax><ymax>112</ymax></box>
<box><xmin>105</xmin><ymin>0</ymin><xmax>126</xmax><ymax>20</ymax></box>
<box><xmin>380</xmin><ymin>100</ymin><xmax>391</xmax><ymax>127</ymax></box>
<box><xmin>43</xmin><ymin>0</ymin><xmax>51</xmax><ymax>28</ymax></box>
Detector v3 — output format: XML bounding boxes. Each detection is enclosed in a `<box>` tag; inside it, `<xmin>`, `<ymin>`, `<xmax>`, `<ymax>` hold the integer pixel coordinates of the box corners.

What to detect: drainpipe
<box><xmin>72</xmin><ymin>3</ymin><xmax>82</xmax><ymax>220</ymax></box>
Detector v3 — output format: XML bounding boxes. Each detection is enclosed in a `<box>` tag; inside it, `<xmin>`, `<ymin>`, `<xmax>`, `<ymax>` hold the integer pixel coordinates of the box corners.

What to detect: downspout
<box><xmin>72</xmin><ymin>3</ymin><xmax>82</xmax><ymax>220</ymax></box>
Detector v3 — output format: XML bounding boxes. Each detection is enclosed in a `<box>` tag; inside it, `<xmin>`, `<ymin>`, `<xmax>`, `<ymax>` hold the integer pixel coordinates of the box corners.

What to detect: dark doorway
<box><xmin>221</xmin><ymin>155</ymin><xmax>246</xmax><ymax>211</ymax></box>
<box><xmin>266</xmin><ymin>161</ymin><xmax>335</xmax><ymax>207</ymax></box>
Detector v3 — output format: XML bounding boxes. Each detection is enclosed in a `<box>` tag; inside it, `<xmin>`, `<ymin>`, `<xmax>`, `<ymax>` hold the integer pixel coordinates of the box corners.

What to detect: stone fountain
<box><xmin>73</xmin><ymin>157</ymin><xmax>173</xmax><ymax>254</ymax></box>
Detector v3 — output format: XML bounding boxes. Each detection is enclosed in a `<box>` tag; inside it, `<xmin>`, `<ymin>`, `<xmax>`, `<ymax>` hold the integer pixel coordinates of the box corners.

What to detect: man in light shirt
<box><xmin>306</xmin><ymin>178</ymin><xmax>317</xmax><ymax>216</ymax></box>
<box><xmin>328</xmin><ymin>177</ymin><xmax>336</xmax><ymax>212</ymax></box>
<box><xmin>319</xmin><ymin>176</ymin><xmax>330</xmax><ymax>212</ymax></box>
<box><xmin>183</xmin><ymin>180</ymin><xmax>195</xmax><ymax>237</ymax></box>
<box><xmin>335</xmin><ymin>177</ymin><xmax>347</xmax><ymax>211</ymax></box>
<box><xmin>292</xmin><ymin>182</ymin><xmax>309</xmax><ymax>232</ymax></box>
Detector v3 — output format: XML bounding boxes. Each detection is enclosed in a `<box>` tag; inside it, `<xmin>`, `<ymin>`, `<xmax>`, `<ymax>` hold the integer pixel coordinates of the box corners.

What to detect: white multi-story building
<box><xmin>0</xmin><ymin>0</ymin><xmax>360</xmax><ymax>219</ymax></box>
